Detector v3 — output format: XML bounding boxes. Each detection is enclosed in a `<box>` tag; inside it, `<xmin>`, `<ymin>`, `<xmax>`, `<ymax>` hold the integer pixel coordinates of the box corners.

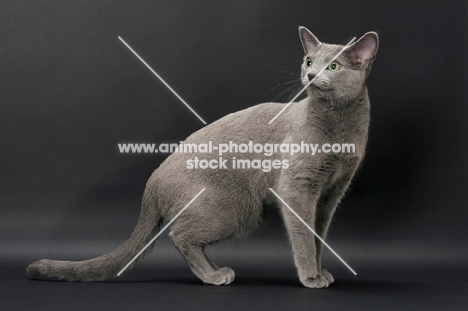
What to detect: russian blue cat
<box><xmin>27</xmin><ymin>26</ymin><xmax>378</xmax><ymax>288</ymax></box>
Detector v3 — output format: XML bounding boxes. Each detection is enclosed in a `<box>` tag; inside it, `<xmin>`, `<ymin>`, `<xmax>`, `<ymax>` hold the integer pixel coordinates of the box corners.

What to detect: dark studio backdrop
<box><xmin>0</xmin><ymin>0</ymin><xmax>467</xmax><ymax>310</ymax></box>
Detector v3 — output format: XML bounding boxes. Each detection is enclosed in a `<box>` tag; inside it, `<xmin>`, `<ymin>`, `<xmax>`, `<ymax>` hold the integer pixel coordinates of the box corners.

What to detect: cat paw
<box><xmin>202</xmin><ymin>267</ymin><xmax>235</xmax><ymax>286</ymax></box>
<box><xmin>300</xmin><ymin>272</ymin><xmax>332</xmax><ymax>289</ymax></box>
<box><xmin>320</xmin><ymin>269</ymin><xmax>334</xmax><ymax>284</ymax></box>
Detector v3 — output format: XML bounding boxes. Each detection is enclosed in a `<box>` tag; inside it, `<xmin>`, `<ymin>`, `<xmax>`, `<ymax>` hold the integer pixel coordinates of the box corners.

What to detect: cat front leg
<box><xmin>314</xmin><ymin>172</ymin><xmax>356</xmax><ymax>284</ymax></box>
<box><xmin>277</xmin><ymin>185</ymin><xmax>330</xmax><ymax>288</ymax></box>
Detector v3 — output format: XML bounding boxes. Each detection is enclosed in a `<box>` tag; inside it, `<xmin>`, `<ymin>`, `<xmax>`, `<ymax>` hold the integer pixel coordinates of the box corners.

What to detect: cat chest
<box><xmin>288</xmin><ymin>153</ymin><xmax>360</xmax><ymax>190</ymax></box>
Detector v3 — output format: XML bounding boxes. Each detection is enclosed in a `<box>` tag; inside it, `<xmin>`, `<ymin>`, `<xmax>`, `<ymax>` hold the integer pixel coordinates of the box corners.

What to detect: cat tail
<box><xmin>26</xmin><ymin>185</ymin><xmax>162</xmax><ymax>281</ymax></box>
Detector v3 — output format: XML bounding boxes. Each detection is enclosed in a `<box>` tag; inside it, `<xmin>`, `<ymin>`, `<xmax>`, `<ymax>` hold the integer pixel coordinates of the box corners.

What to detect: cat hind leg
<box><xmin>170</xmin><ymin>233</ymin><xmax>235</xmax><ymax>285</ymax></box>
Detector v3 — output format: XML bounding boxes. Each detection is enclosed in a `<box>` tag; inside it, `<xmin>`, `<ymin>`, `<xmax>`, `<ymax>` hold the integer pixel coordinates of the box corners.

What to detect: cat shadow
<box><xmin>105</xmin><ymin>274</ymin><xmax>422</xmax><ymax>294</ymax></box>
<box><xmin>25</xmin><ymin>267</ymin><xmax>433</xmax><ymax>296</ymax></box>
<box><xmin>112</xmin><ymin>276</ymin><xmax>300</xmax><ymax>287</ymax></box>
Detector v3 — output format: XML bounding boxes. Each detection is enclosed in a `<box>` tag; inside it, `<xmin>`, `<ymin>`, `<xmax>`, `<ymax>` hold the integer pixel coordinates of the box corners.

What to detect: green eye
<box><xmin>327</xmin><ymin>61</ymin><xmax>341</xmax><ymax>71</ymax></box>
<box><xmin>305</xmin><ymin>57</ymin><xmax>313</xmax><ymax>68</ymax></box>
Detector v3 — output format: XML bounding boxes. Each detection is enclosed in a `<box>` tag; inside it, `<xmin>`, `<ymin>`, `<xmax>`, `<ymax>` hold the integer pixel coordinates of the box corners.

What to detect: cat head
<box><xmin>299</xmin><ymin>26</ymin><xmax>379</xmax><ymax>100</ymax></box>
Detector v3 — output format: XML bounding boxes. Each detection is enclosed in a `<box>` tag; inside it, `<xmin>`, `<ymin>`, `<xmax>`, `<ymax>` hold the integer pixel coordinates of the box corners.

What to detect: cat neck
<box><xmin>304</xmin><ymin>86</ymin><xmax>370</xmax><ymax>121</ymax></box>
<box><xmin>289</xmin><ymin>87</ymin><xmax>370</xmax><ymax>141</ymax></box>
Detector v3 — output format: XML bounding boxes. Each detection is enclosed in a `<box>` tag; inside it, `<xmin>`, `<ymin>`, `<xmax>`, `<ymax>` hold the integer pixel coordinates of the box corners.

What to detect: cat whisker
<box><xmin>264</xmin><ymin>78</ymin><xmax>301</xmax><ymax>97</ymax></box>
<box><xmin>279</xmin><ymin>70</ymin><xmax>301</xmax><ymax>77</ymax></box>
<box><xmin>265</xmin><ymin>72</ymin><xmax>304</xmax><ymax>102</ymax></box>
<box><xmin>272</xmin><ymin>83</ymin><xmax>303</xmax><ymax>102</ymax></box>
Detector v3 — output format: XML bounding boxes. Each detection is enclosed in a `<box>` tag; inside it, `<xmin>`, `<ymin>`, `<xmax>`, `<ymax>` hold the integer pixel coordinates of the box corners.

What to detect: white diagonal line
<box><xmin>268</xmin><ymin>37</ymin><xmax>357</xmax><ymax>124</ymax></box>
<box><xmin>117</xmin><ymin>187</ymin><xmax>206</xmax><ymax>276</ymax></box>
<box><xmin>118</xmin><ymin>36</ymin><xmax>207</xmax><ymax>125</ymax></box>
<box><xmin>268</xmin><ymin>188</ymin><xmax>357</xmax><ymax>275</ymax></box>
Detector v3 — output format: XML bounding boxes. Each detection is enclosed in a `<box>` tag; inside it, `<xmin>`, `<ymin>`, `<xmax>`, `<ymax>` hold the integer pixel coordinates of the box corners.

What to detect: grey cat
<box><xmin>27</xmin><ymin>26</ymin><xmax>378</xmax><ymax>288</ymax></box>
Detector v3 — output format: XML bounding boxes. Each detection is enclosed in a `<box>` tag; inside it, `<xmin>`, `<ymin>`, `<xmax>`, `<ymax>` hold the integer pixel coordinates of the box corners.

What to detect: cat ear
<box><xmin>347</xmin><ymin>32</ymin><xmax>379</xmax><ymax>71</ymax></box>
<box><xmin>299</xmin><ymin>26</ymin><xmax>321</xmax><ymax>54</ymax></box>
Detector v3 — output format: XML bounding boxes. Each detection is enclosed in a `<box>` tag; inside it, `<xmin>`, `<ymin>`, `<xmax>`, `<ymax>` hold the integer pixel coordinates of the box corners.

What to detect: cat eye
<box><xmin>327</xmin><ymin>61</ymin><xmax>341</xmax><ymax>71</ymax></box>
<box><xmin>305</xmin><ymin>57</ymin><xmax>313</xmax><ymax>68</ymax></box>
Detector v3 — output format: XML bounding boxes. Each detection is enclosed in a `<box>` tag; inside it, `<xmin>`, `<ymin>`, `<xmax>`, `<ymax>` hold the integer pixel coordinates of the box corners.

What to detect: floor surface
<box><xmin>2</xmin><ymin>259</ymin><xmax>467</xmax><ymax>311</ymax></box>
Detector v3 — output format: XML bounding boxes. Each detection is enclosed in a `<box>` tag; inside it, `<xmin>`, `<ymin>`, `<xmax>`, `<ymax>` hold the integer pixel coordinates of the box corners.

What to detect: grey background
<box><xmin>0</xmin><ymin>0</ymin><xmax>467</xmax><ymax>310</ymax></box>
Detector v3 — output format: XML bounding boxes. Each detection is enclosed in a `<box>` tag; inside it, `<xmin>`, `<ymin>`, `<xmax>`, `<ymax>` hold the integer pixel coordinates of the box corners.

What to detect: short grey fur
<box><xmin>27</xmin><ymin>27</ymin><xmax>378</xmax><ymax>288</ymax></box>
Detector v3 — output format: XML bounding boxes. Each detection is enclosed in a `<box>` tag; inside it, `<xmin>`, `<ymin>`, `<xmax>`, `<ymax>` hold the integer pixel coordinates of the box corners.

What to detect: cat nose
<box><xmin>307</xmin><ymin>73</ymin><xmax>316</xmax><ymax>81</ymax></box>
